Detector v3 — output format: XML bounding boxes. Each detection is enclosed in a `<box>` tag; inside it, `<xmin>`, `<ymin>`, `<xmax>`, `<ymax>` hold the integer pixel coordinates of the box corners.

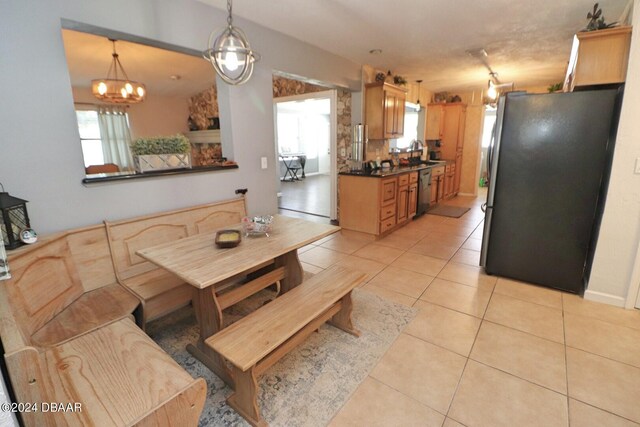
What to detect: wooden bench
<box><xmin>206</xmin><ymin>266</ymin><xmax>367</xmax><ymax>427</ymax></box>
<box><xmin>0</xmin><ymin>224</ymin><xmax>206</xmax><ymax>426</ymax></box>
<box><xmin>105</xmin><ymin>196</ymin><xmax>247</xmax><ymax>327</ymax></box>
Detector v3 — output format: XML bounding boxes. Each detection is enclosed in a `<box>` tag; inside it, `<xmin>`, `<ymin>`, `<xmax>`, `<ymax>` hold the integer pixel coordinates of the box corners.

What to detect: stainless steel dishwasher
<box><xmin>416</xmin><ymin>167</ymin><xmax>432</xmax><ymax>217</ymax></box>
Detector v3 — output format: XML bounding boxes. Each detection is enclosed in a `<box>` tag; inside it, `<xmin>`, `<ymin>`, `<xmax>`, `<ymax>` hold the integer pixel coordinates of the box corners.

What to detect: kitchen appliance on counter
<box><xmin>350</xmin><ymin>124</ymin><xmax>368</xmax><ymax>171</ymax></box>
<box><xmin>426</xmin><ymin>140</ymin><xmax>441</xmax><ymax>160</ymax></box>
<box><xmin>409</xmin><ymin>140</ymin><xmax>424</xmax><ymax>166</ymax></box>
<box><xmin>480</xmin><ymin>88</ymin><xmax>623</xmax><ymax>294</ymax></box>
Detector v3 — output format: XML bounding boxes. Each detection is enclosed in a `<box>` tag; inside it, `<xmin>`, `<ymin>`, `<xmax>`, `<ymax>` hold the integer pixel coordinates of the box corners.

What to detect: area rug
<box><xmin>147</xmin><ymin>287</ymin><xmax>416</xmax><ymax>427</ymax></box>
<box><xmin>427</xmin><ymin>204</ymin><xmax>470</xmax><ymax>218</ymax></box>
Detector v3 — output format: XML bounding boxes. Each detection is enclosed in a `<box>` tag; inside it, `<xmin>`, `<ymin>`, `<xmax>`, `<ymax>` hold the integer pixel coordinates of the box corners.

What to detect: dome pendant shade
<box><xmin>203</xmin><ymin>0</ymin><xmax>260</xmax><ymax>85</ymax></box>
<box><xmin>92</xmin><ymin>40</ymin><xmax>146</xmax><ymax>104</ymax></box>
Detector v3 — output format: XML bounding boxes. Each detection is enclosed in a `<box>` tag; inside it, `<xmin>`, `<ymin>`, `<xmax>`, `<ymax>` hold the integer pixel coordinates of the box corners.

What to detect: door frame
<box><xmin>273</xmin><ymin>90</ymin><xmax>338</xmax><ymax>220</ymax></box>
<box><xmin>625</xmin><ymin>238</ymin><xmax>640</xmax><ymax>309</ymax></box>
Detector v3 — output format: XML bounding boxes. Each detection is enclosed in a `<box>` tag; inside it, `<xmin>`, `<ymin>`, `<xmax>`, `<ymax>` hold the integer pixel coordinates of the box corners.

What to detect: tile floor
<box><xmin>291</xmin><ymin>191</ymin><xmax>640</xmax><ymax>427</ymax></box>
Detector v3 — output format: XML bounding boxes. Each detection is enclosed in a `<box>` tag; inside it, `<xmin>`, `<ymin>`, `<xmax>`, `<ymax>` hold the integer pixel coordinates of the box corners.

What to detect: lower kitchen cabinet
<box><xmin>339</xmin><ymin>171</ymin><xmax>419</xmax><ymax>236</ymax></box>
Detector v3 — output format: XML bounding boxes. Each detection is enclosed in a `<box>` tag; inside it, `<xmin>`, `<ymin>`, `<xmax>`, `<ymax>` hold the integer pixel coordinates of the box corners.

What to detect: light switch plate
<box><xmin>340</xmin><ymin>147</ymin><xmax>346</xmax><ymax>157</ymax></box>
<box><xmin>635</xmin><ymin>158</ymin><xmax>640</xmax><ymax>174</ymax></box>
<box><xmin>261</xmin><ymin>157</ymin><xmax>268</xmax><ymax>169</ymax></box>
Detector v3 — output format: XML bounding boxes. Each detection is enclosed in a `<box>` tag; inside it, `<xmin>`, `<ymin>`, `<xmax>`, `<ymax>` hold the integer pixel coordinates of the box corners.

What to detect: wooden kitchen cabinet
<box><xmin>564</xmin><ymin>26</ymin><xmax>632</xmax><ymax>91</ymax></box>
<box><xmin>339</xmin><ymin>171</ymin><xmax>418</xmax><ymax>236</ymax></box>
<box><xmin>425</xmin><ymin>104</ymin><xmax>445</xmax><ymax>140</ymax></box>
<box><xmin>430</xmin><ymin>165</ymin><xmax>446</xmax><ymax>205</ymax></box>
<box><xmin>365</xmin><ymin>82</ymin><xmax>407</xmax><ymax>139</ymax></box>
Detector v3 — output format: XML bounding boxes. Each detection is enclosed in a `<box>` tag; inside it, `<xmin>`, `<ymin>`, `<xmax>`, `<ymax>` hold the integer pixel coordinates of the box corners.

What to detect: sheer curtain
<box><xmin>97</xmin><ymin>106</ymin><xmax>134</xmax><ymax>170</ymax></box>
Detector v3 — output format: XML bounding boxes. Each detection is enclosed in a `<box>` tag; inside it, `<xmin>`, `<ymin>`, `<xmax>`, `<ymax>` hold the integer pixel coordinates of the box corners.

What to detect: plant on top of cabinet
<box><xmin>131</xmin><ymin>134</ymin><xmax>192</xmax><ymax>173</ymax></box>
<box><xmin>584</xmin><ymin>3</ymin><xmax>618</xmax><ymax>32</ymax></box>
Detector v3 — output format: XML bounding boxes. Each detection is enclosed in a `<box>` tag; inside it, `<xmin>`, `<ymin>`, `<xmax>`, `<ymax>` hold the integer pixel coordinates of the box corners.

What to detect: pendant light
<box><xmin>92</xmin><ymin>39</ymin><xmax>146</xmax><ymax>104</ymax></box>
<box><xmin>416</xmin><ymin>80</ymin><xmax>423</xmax><ymax>111</ymax></box>
<box><xmin>203</xmin><ymin>0</ymin><xmax>260</xmax><ymax>85</ymax></box>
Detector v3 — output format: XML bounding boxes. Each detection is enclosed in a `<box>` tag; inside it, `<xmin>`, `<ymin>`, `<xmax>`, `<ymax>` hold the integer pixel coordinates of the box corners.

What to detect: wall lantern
<box><xmin>0</xmin><ymin>185</ymin><xmax>31</xmax><ymax>250</ymax></box>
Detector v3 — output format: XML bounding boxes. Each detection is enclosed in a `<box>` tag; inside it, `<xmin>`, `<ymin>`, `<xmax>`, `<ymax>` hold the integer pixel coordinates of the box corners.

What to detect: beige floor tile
<box><xmin>407</xmin><ymin>239</ymin><xmax>459</xmax><ymax>260</ymax></box>
<box><xmin>301</xmin><ymin>262</ymin><xmax>323</xmax><ymax>274</ymax></box>
<box><xmin>494</xmin><ymin>277</ymin><xmax>563</xmax><ymax>309</ymax></box>
<box><xmin>435</xmin><ymin>222</ymin><xmax>477</xmax><ymax>237</ymax></box>
<box><xmin>333</xmin><ymin>255</ymin><xmax>386</xmax><ymax>283</ymax></box>
<box><xmin>565</xmin><ymin>312</ymin><xmax>640</xmax><ymax>368</ymax></box>
<box><xmin>408</xmin><ymin>300</ymin><xmax>481</xmax><ymax>356</ymax></box>
<box><xmin>329</xmin><ymin>377</ymin><xmax>445</xmax><ymax>427</ymax></box>
<box><xmin>299</xmin><ymin>246</ymin><xmax>343</xmax><ymax>268</ymax></box>
<box><xmin>313</xmin><ymin>233</ymin><xmax>337</xmax><ymax>245</ymax></box>
<box><xmin>390</xmin><ymin>224</ymin><xmax>430</xmax><ymax>240</ymax></box>
<box><xmin>437</xmin><ymin>263</ymin><xmax>497</xmax><ymax>291</ymax></box>
<box><xmin>567</xmin><ymin>348</ymin><xmax>640</xmax><ymax>423</ymax></box>
<box><xmin>361</xmin><ymin>284</ymin><xmax>417</xmax><ymax>307</ymax></box>
<box><xmin>352</xmin><ymin>243</ymin><xmax>404</xmax><ymax>264</ymax></box>
<box><xmin>420</xmin><ymin>278</ymin><xmax>492</xmax><ymax>318</ymax></box>
<box><xmin>450</xmin><ymin>248</ymin><xmax>481</xmax><ymax>267</ymax></box>
<box><xmin>484</xmin><ymin>293</ymin><xmax>565</xmax><ymax>343</ymax></box>
<box><xmin>420</xmin><ymin>214</ymin><xmax>447</xmax><ymax>224</ymax></box>
<box><xmin>423</xmin><ymin>231</ymin><xmax>468</xmax><ymax>247</ymax></box>
<box><xmin>470</xmin><ymin>321</ymin><xmax>567</xmax><ymax>393</ymax></box>
<box><xmin>376</xmin><ymin>233</ymin><xmax>420</xmax><ymax>250</ymax></box>
<box><xmin>469</xmin><ymin>227</ymin><xmax>484</xmax><ymax>240</ymax></box>
<box><xmin>569</xmin><ymin>399</ymin><xmax>639</xmax><ymax>427</ymax></box>
<box><xmin>390</xmin><ymin>252</ymin><xmax>447</xmax><ymax>276</ymax></box>
<box><xmin>298</xmin><ymin>243</ymin><xmax>316</xmax><ymax>254</ymax></box>
<box><xmin>442</xmin><ymin>418</ymin><xmax>466</xmax><ymax>427</ymax></box>
<box><xmin>448</xmin><ymin>360</ymin><xmax>568</xmax><ymax>427</ymax></box>
<box><xmin>319</xmin><ymin>233</ymin><xmax>370</xmax><ymax>254</ymax></box>
<box><xmin>563</xmin><ymin>294</ymin><xmax>640</xmax><ymax>331</ymax></box>
<box><xmin>340</xmin><ymin>229</ymin><xmax>377</xmax><ymax>241</ymax></box>
<box><xmin>461</xmin><ymin>237</ymin><xmax>483</xmax><ymax>251</ymax></box>
<box><xmin>366</xmin><ymin>266</ymin><xmax>434</xmax><ymax>298</ymax></box>
<box><xmin>370</xmin><ymin>333</ymin><xmax>466</xmax><ymax>413</ymax></box>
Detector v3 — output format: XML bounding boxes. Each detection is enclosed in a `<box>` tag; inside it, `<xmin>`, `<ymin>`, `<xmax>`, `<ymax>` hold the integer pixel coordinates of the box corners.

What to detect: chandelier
<box><xmin>203</xmin><ymin>0</ymin><xmax>260</xmax><ymax>85</ymax></box>
<box><xmin>92</xmin><ymin>39</ymin><xmax>146</xmax><ymax>104</ymax></box>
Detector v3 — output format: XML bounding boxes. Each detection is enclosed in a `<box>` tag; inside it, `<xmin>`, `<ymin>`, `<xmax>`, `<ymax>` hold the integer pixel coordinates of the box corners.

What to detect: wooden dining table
<box><xmin>136</xmin><ymin>214</ymin><xmax>339</xmax><ymax>387</ymax></box>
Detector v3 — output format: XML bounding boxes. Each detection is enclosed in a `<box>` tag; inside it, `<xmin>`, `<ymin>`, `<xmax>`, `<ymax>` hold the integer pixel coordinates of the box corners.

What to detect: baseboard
<box><xmin>583</xmin><ymin>289</ymin><xmax>627</xmax><ymax>307</ymax></box>
<box><xmin>457</xmin><ymin>192</ymin><xmax>477</xmax><ymax>197</ymax></box>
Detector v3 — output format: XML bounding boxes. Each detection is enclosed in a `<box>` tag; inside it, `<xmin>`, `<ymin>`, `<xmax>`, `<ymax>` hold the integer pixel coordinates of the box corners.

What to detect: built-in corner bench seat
<box><xmin>0</xmin><ymin>196</ymin><xmax>248</xmax><ymax>426</ymax></box>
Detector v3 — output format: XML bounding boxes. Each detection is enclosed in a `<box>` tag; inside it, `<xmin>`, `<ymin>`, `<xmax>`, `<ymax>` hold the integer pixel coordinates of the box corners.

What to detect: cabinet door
<box><xmin>426</xmin><ymin>105</ymin><xmax>443</xmax><ymax>140</ymax></box>
<box><xmin>437</xmin><ymin>176</ymin><xmax>444</xmax><ymax>203</ymax></box>
<box><xmin>381</xmin><ymin>177</ymin><xmax>397</xmax><ymax>205</ymax></box>
<box><xmin>430</xmin><ymin>176</ymin><xmax>438</xmax><ymax>204</ymax></box>
<box><xmin>454</xmin><ymin>153</ymin><xmax>463</xmax><ymax>194</ymax></box>
<box><xmin>394</xmin><ymin>93</ymin><xmax>406</xmax><ymax>136</ymax></box>
<box><xmin>408</xmin><ymin>183</ymin><xmax>418</xmax><ymax>217</ymax></box>
<box><xmin>397</xmin><ymin>185</ymin><xmax>409</xmax><ymax>223</ymax></box>
<box><xmin>441</xmin><ymin>105</ymin><xmax>462</xmax><ymax>159</ymax></box>
<box><xmin>457</xmin><ymin>107</ymin><xmax>467</xmax><ymax>151</ymax></box>
<box><xmin>384</xmin><ymin>92</ymin><xmax>397</xmax><ymax>139</ymax></box>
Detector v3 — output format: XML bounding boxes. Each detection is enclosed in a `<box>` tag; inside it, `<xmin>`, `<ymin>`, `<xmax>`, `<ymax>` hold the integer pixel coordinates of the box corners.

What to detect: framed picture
<box><xmin>0</xmin><ymin>228</ymin><xmax>11</xmax><ymax>281</ymax></box>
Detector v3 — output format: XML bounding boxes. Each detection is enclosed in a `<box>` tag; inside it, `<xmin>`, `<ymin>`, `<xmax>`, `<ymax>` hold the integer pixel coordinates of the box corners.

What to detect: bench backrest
<box><xmin>105</xmin><ymin>197</ymin><xmax>246</xmax><ymax>281</ymax></box>
<box><xmin>2</xmin><ymin>224</ymin><xmax>119</xmax><ymax>345</ymax></box>
<box><xmin>5</xmin><ymin>237</ymin><xmax>84</xmax><ymax>340</ymax></box>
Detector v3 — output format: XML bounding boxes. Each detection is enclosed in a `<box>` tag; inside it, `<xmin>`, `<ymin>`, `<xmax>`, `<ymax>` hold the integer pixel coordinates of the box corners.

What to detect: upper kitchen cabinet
<box><xmin>440</xmin><ymin>103</ymin><xmax>466</xmax><ymax>160</ymax></box>
<box><xmin>425</xmin><ymin>104</ymin><xmax>445</xmax><ymax>140</ymax></box>
<box><xmin>564</xmin><ymin>26</ymin><xmax>632</xmax><ymax>91</ymax></box>
<box><xmin>365</xmin><ymin>82</ymin><xmax>407</xmax><ymax>139</ymax></box>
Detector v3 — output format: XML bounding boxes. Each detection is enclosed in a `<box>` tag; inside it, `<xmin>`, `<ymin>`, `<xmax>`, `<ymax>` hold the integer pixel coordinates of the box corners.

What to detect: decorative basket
<box><xmin>241</xmin><ymin>215</ymin><xmax>273</xmax><ymax>237</ymax></box>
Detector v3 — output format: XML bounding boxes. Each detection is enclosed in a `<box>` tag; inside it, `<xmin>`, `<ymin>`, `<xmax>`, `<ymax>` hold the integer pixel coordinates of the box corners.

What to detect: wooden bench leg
<box><xmin>227</xmin><ymin>365</ymin><xmax>267</xmax><ymax>427</ymax></box>
<box><xmin>187</xmin><ymin>287</ymin><xmax>234</xmax><ymax>387</ymax></box>
<box><xmin>329</xmin><ymin>292</ymin><xmax>361</xmax><ymax>337</ymax></box>
<box><xmin>274</xmin><ymin>250</ymin><xmax>303</xmax><ymax>294</ymax></box>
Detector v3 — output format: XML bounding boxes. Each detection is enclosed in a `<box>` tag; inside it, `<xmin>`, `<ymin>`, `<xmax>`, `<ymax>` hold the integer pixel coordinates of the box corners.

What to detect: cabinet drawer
<box><xmin>432</xmin><ymin>166</ymin><xmax>445</xmax><ymax>177</ymax></box>
<box><xmin>380</xmin><ymin>216</ymin><xmax>396</xmax><ymax>233</ymax></box>
<box><xmin>380</xmin><ymin>203</ymin><xmax>396</xmax><ymax>220</ymax></box>
<box><xmin>410</xmin><ymin>172</ymin><xmax>419</xmax><ymax>184</ymax></box>
<box><xmin>445</xmin><ymin>164</ymin><xmax>452</xmax><ymax>173</ymax></box>
<box><xmin>398</xmin><ymin>174</ymin><xmax>410</xmax><ymax>186</ymax></box>
<box><xmin>381</xmin><ymin>178</ymin><xmax>397</xmax><ymax>204</ymax></box>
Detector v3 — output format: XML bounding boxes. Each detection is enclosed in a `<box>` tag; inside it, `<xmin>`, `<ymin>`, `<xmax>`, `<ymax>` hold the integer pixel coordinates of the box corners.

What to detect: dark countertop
<box><xmin>339</xmin><ymin>164</ymin><xmax>430</xmax><ymax>178</ymax></box>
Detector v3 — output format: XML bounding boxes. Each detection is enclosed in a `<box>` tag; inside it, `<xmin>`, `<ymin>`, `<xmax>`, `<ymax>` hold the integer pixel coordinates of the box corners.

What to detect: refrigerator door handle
<box><xmin>479</xmin><ymin>205</ymin><xmax>493</xmax><ymax>267</ymax></box>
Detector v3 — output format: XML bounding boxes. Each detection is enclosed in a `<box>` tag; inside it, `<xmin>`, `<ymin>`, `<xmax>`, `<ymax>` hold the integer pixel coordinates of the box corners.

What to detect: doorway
<box><xmin>479</xmin><ymin>106</ymin><xmax>497</xmax><ymax>187</ymax></box>
<box><xmin>274</xmin><ymin>90</ymin><xmax>337</xmax><ymax>219</ymax></box>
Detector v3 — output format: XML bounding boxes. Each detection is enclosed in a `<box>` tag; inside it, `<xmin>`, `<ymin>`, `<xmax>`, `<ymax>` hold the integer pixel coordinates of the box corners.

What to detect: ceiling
<box><xmin>198</xmin><ymin>0</ymin><xmax>630</xmax><ymax>92</ymax></box>
<box><xmin>62</xmin><ymin>29</ymin><xmax>216</xmax><ymax>97</ymax></box>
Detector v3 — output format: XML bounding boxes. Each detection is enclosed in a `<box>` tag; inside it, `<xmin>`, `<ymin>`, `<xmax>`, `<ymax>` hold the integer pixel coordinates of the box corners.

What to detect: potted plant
<box><xmin>130</xmin><ymin>134</ymin><xmax>192</xmax><ymax>173</ymax></box>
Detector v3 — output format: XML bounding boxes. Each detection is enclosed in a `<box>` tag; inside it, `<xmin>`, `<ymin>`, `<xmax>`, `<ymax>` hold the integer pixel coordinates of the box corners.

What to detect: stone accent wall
<box><xmin>188</xmin><ymin>85</ymin><xmax>219</xmax><ymax>131</ymax></box>
<box><xmin>272</xmin><ymin>76</ymin><xmax>325</xmax><ymax>97</ymax></box>
<box><xmin>187</xmin><ymin>86</ymin><xmax>221</xmax><ymax>165</ymax></box>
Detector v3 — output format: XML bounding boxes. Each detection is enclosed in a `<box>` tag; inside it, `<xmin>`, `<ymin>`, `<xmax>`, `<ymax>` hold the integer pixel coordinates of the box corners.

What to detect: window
<box><xmin>481</xmin><ymin>109</ymin><xmax>497</xmax><ymax>148</ymax></box>
<box><xmin>76</xmin><ymin>110</ymin><xmax>104</xmax><ymax>167</ymax></box>
<box><xmin>395</xmin><ymin>102</ymin><xmax>420</xmax><ymax>149</ymax></box>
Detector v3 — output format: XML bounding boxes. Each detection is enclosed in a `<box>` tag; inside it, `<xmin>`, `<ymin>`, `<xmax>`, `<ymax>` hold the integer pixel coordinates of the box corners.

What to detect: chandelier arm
<box><xmin>114</xmin><ymin>55</ymin><xmax>131</xmax><ymax>81</ymax></box>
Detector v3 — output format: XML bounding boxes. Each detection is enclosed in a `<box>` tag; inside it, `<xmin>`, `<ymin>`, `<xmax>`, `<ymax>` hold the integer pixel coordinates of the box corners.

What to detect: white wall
<box><xmin>587</xmin><ymin>0</ymin><xmax>640</xmax><ymax>306</ymax></box>
<box><xmin>0</xmin><ymin>0</ymin><xmax>361</xmax><ymax>234</ymax></box>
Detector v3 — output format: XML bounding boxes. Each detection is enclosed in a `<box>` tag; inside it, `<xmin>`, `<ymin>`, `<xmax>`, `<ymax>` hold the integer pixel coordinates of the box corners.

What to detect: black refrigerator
<box><xmin>480</xmin><ymin>89</ymin><xmax>623</xmax><ymax>293</ymax></box>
